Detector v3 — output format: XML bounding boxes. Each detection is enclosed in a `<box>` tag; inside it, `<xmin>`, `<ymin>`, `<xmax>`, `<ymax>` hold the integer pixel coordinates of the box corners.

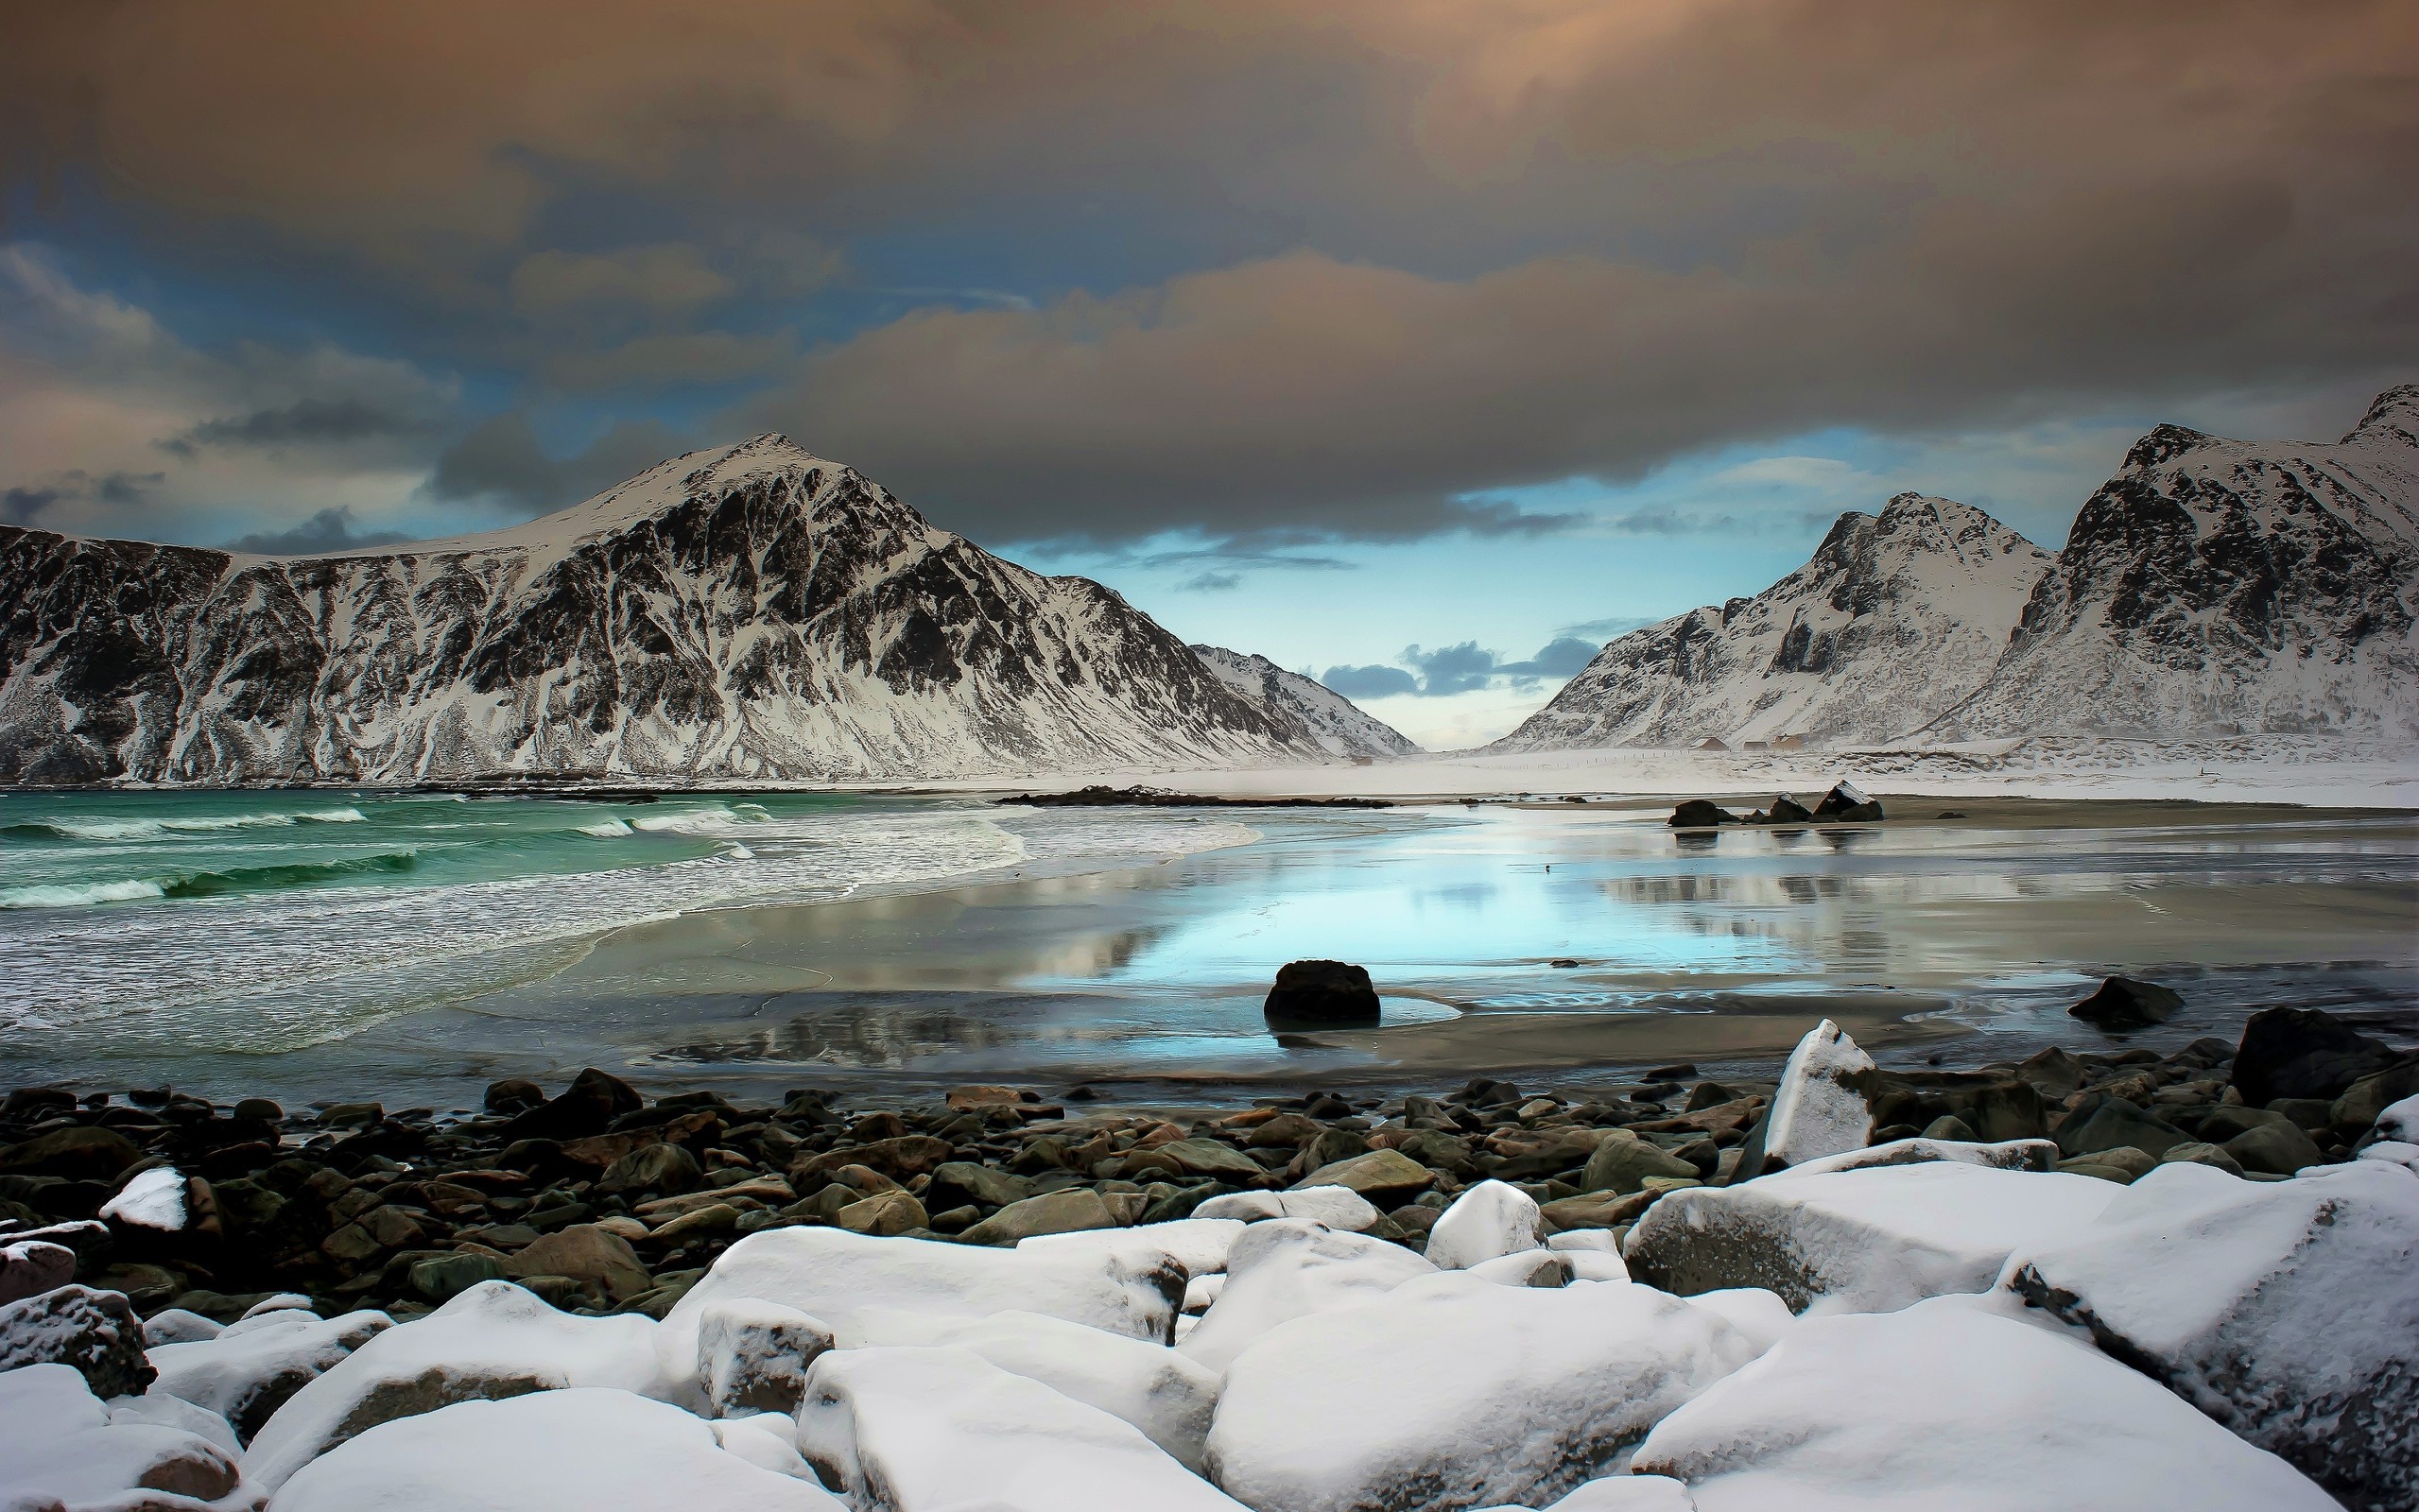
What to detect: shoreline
<box><xmin>5</xmin><ymin>1006</ymin><xmax>2411</xmax><ymax>1332</ymax></box>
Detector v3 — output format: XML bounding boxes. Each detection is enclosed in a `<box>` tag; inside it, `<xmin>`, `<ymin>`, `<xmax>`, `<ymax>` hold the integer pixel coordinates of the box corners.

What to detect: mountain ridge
<box><xmin>1493</xmin><ymin>493</ymin><xmax>2053</xmax><ymax>751</ymax></box>
<box><xmin>1190</xmin><ymin>644</ymin><xmax>1419</xmax><ymax>761</ymax></box>
<box><xmin>0</xmin><ymin>437</ymin><xmax>1325</xmax><ymax>784</ymax></box>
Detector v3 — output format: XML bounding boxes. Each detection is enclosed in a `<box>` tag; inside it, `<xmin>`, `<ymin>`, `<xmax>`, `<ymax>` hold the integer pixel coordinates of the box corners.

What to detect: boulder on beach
<box><xmin>2004</xmin><ymin>1160</ymin><xmax>2419</xmax><ymax>1510</ymax></box>
<box><xmin>797</xmin><ymin>1345</ymin><xmax>1244</xmax><ymax>1512</ymax></box>
<box><xmin>1423</xmin><ymin>1180</ymin><xmax>1546</xmax><ymax>1270</ymax></box>
<box><xmin>2069</xmin><ymin>975</ymin><xmax>2186</xmax><ymax>1030</ymax></box>
<box><xmin>2232</xmin><ymin>1006</ymin><xmax>2410</xmax><ymax>1106</ymax></box>
<box><xmin>147</xmin><ymin>1304</ymin><xmax>392</xmax><ymax>1439</ymax></box>
<box><xmin>1177</xmin><ymin>1218</ymin><xmax>1434</xmax><ymax>1374</ymax></box>
<box><xmin>1631</xmin><ymin>1295</ymin><xmax>2340</xmax><ymax>1511</ymax></box>
<box><xmin>1811</xmin><ymin>780</ymin><xmax>1884</xmax><ymax>821</ymax></box>
<box><xmin>837</xmin><ymin>1305</ymin><xmax>1224</xmax><ymax>1471</ymax></box>
<box><xmin>0</xmin><ymin>1361</ymin><xmax>249</xmax><ymax>1512</ymax></box>
<box><xmin>1747</xmin><ymin>1018</ymin><xmax>1876</xmax><ymax>1175</ymax></box>
<box><xmin>1262</xmin><ymin>959</ymin><xmax>1381</xmax><ymax>1025</ymax></box>
<box><xmin>1667</xmin><ymin>799</ymin><xmax>1736</xmax><ymax>829</ymax></box>
<box><xmin>239</xmin><ymin>1280</ymin><xmax>672</xmax><ymax>1492</ymax></box>
<box><xmin>1206</xmin><ymin>1270</ymin><xmax>1757</xmax><ymax>1512</ymax></box>
<box><xmin>272</xmin><ymin>1384</ymin><xmax>838</xmax><ymax>1512</ymax></box>
<box><xmin>0</xmin><ymin>1281</ymin><xmax>154</xmax><ymax>1399</ymax></box>
<box><xmin>1625</xmin><ymin>1160</ymin><xmax>2121</xmax><ymax>1314</ymax></box>
<box><xmin>697</xmin><ymin>1297</ymin><xmax>836</xmax><ymax>1418</ymax></box>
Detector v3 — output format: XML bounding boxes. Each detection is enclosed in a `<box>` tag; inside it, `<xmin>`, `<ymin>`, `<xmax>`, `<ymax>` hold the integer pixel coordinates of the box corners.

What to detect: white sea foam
<box><xmin>39</xmin><ymin>805</ymin><xmax>368</xmax><ymax>841</ymax></box>
<box><xmin>579</xmin><ymin>818</ymin><xmax>635</xmax><ymax>837</ymax></box>
<box><xmin>0</xmin><ymin>879</ymin><xmax>169</xmax><ymax>909</ymax></box>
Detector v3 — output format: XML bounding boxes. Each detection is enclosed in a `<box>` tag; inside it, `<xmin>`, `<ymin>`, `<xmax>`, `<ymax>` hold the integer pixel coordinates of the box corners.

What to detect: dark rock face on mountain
<box><xmin>1495</xmin><ymin>494</ymin><xmax>2051</xmax><ymax>750</ymax></box>
<box><xmin>1930</xmin><ymin>386</ymin><xmax>2419</xmax><ymax>740</ymax></box>
<box><xmin>0</xmin><ymin>437</ymin><xmax>1322</xmax><ymax>784</ymax></box>
<box><xmin>1191</xmin><ymin>644</ymin><xmax>1418</xmax><ymax>760</ymax></box>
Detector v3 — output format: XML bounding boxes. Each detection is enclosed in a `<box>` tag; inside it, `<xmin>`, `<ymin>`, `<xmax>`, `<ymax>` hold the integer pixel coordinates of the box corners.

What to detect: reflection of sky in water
<box><xmin>1026</xmin><ymin>807</ymin><xmax>2419</xmax><ymax>1010</ymax></box>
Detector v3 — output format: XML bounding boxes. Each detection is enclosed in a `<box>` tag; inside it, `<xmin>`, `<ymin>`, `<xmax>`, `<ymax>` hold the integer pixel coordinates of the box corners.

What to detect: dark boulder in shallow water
<box><xmin>1265</xmin><ymin>960</ymin><xmax>1381</xmax><ymax>1026</ymax></box>
<box><xmin>1813</xmin><ymin>781</ymin><xmax>1884</xmax><ymax>821</ymax></box>
<box><xmin>2069</xmin><ymin>976</ymin><xmax>2185</xmax><ymax>1031</ymax></box>
<box><xmin>1667</xmin><ymin>799</ymin><xmax>1736</xmax><ymax>829</ymax></box>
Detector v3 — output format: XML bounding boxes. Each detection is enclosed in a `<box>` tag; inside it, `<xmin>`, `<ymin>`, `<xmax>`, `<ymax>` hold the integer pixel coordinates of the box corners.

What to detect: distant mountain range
<box><xmin>1192</xmin><ymin>644</ymin><xmax>1419</xmax><ymax>761</ymax></box>
<box><xmin>1497</xmin><ymin>385</ymin><xmax>2419</xmax><ymax>751</ymax></box>
<box><xmin>0</xmin><ymin>437</ymin><xmax>1400</xmax><ymax>784</ymax></box>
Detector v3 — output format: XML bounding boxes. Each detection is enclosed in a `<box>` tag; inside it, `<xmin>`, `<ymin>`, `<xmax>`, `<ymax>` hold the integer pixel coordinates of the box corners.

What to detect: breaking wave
<box><xmin>6</xmin><ymin>806</ymin><xmax>368</xmax><ymax>842</ymax></box>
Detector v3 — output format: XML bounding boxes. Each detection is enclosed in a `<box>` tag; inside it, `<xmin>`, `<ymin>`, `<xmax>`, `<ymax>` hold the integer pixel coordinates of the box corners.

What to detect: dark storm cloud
<box><xmin>226</xmin><ymin>507</ymin><xmax>411</xmax><ymax>555</ymax></box>
<box><xmin>2</xmin><ymin>469</ymin><xmax>161</xmax><ymax>522</ymax></box>
<box><xmin>6</xmin><ymin>0</ymin><xmax>2415</xmax><ymax>543</ymax></box>
<box><xmin>2</xmin><ymin>486</ymin><xmax>59</xmax><ymax>525</ymax></box>
<box><xmin>163</xmin><ymin>396</ymin><xmax>442</xmax><ymax>455</ymax></box>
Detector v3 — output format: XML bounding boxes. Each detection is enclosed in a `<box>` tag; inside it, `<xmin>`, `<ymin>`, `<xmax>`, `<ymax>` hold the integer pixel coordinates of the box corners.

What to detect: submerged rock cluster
<box><xmin>2</xmin><ymin>1000</ymin><xmax>2413</xmax><ymax>1510</ymax></box>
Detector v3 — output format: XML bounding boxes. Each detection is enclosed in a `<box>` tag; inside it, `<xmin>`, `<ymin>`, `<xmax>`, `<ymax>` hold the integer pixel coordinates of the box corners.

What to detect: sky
<box><xmin>3</xmin><ymin>2</ymin><xmax>2414</xmax><ymax>749</ymax></box>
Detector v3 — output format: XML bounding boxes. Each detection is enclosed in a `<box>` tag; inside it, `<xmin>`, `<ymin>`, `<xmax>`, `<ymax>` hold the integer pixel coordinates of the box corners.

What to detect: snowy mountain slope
<box><xmin>1927</xmin><ymin>386</ymin><xmax>2419</xmax><ymax>740</ymax></box>
<box><xmin>1494</xmin><ymin>494</ymin><xmax>2052</xmax><ymax>750</ymax></box>
<box><xmin>1191</xmin><ymin>644</ymin><xmax>1420</xmax><ymax>759</ymax></box>
<box><xmin>0</xmin><ymin>437</ymin><xmax>1325</xmax><ymax>784</ymax></box>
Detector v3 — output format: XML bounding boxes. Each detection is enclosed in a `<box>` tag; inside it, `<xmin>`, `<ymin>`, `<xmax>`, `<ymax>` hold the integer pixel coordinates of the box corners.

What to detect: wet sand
<box><xmin>164</xmin><ymin>791</ymin><xmax>2410</xmax><ymax>1111</ymax></box>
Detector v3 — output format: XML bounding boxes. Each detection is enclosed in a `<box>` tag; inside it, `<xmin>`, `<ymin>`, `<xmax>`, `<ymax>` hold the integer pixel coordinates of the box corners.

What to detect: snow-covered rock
<box><xmin>1631</xmin><ymin>1295</ymin><xmax>2340</xmax><ymax>1511</ymax></box>
<box><xmin>145</xmin><ymin>1307</ymin><xmax>230</xmax><ymax>1346</ymax></box>
<box><xmin>1193</xmin><ymin>1188</ymin><xmax>1380</xmax><ymax>1232</ymax></box>
<box><xmin>0</xmin><ymin>436</ymin><xmax>1325</xmax><ymax>785</ymax></box>
<box><xmin>100</xmin><ymin>1165</ymin><xmax>190</xmax><ymax>1230</ymax></box>
<box><xmin>696</xmin><ymin>1298</ymin><xmax>836</xmax><ymax>1418</ymax></box>
<box><xmin>148</xmin><ymin>1307</ymin><xmax>392</xmax><ymax>1439</ymax></box>
<box><xmin>1495</xmin><ymin>494</ymin><xmax>2052</xmax><ymax>749</ymax></box>
<box><xmin>241</xmin><ymin>1280</ymin><xmax>670</xmax><ymax>1492</ymax></box>
<box><xmin>1014</xmin><ymin>1216</ymin><xmax>1247</xmax><ymax>1280</ymax></box>
<box><xmin>836</xmin><ymin>1305</ymin><xmax>1224</xmax><ymax>1471</ymax></box>
<box><xmin>1206</xmin><ymin>1272</ymin><xmax>1755</xmax><ymax>1512</ymax></box>
<box><xmin>2002</xmin><ymin>1160</ymin><xmax>2419</xmax><ymax>1509</ymax></box>
<box><xmin>0</xmin><ymin>1282</ymin><xmax>154</xmax><ymax>1399</ymax></box>
<box><xmin>107</xmin><ymin>1384</ymin><xmax>245</xmax><ymax>1456</ymax></box>
<box><xmin>795</xmin><ymin>1345</ymin><xmax>1247</xmax><ymax>1511</ymax></box>
<box><xmin>664</xmin><ymin>1228</ymin><xmax>1186</xmax><ymax>1383</ymax></box>
<box><xmin>2375</xmin><ymin>1091</ymin><xmax>2419</xmax><ymax>1143</ymax></box>
<box><xmin>1765</xmin><ymin>1136</ymin><xmax>2056</xmax><ymax>1180</ymax></box>
<box><xmin>1756</xmin><ymin>1019</ymin><xmax>1876</xmax><ymax>1171</ymax></box>
<box><xmin>0</xmin><ymin>1361</ymin><xmax>253</xmax><ymax>1512</ymax></box>
<box><xmin>1424</xmin><ymin>1180</ymin><xmax>1546</xmax><ymax>1271</ymax></box>
<box><xmin>1508</xmin><ymin>1478</ymin><xmax>1698</xmax><ymax>1512</ymax></box>
<box><xmin>1192</xmin><ymin>644</ymin><xmax>1419</xmax><ymax>760</ymax></box>
<box><xmin>1463</xmin><ymin>1248</ymin><xmax>1574</xmax><ymax>1288</ymax></box>
<box><xmin>1176</xmin><ymin>1220</ymin><xmax>1434</xmax><ymax>1375</ymax></box>
<box><xmin>269</xmin><ymin>1385</ymin><xmax>838</xmax><ymax>1512</ymax></box>
<box><xmin>0</xmin><ymin>1238</ymin><xmax>75</xmax><ymax>1305</ymax></box>
<box><xmin>1928</xmin><ymin>385</ymin><xmax>2419</xmax><ymax>741</ymax></box>
<box><xmin>1681</xmin><ymin>1288</ymin><xmax>1798</xmax><ymax>1356</ymax></box>
<box><xmin>1625</xmin><ymin>1161</ymin><xmax>2121</xmax><ymax>1314</ymax></box>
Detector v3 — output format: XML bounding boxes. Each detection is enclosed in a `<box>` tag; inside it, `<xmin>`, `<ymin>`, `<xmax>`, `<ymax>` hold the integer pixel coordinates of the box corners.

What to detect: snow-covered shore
<box><xmin>4</xmin><ymin>1007</ymin><xmax>2414</xmax><ymax>1510</ymax></box>
<box><xmin>915</xmin><ymin>734</ymin><xmax>2419</xmax><ymax>810</ymax></box>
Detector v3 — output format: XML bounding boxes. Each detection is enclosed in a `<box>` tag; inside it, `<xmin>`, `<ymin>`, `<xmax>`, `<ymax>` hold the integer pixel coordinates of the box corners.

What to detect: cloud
<box><xmin>1321</xmin><ymin>663</ymin><xmax>1419</xmax><ymax>699</ymax></box>
<box><xmin>225</xmin><ymin>507</ymin><xmax>412</xmax><ymax>555</ymax></box>
<box><xmin>1325</xmin><ymin>634</ymin><xmax>1601</xmax><ymax>697</ymax></box>
<box><xmin>1178</xmin><ymin>571</ymin><xmax>1241</xmax><ymax>593</ymax></box>
<box><xmin>1561</xmin><ymin>613</ymin><xmax>1659</xmax><ymax>640</ymax></box>
<box><xmin>510</xmin><ymin>245</ymin><xmax>734</xmax><ymax>319</ymax></box>
<box><xmin>1495</xmin><ymin>636</ymin><xmax>1599</xmax><ymax>678</ymax></box>
<box><xmin>3</xmin><ymin>486</ymin><xmax>59</xmax><ymax>525</ymax></box>
<box><xmin>162</xmin><ymin>396</ymin><xmax>443</xmax><ymax>455</ymax></box>
<box><xmin>427</xmin><ymin>411</ymin><xmax>694</xmax><ymax>513</ymax></box>
<box><xmin>4</xmin><ymin>0</ymin><xmax>2415</xmax><ymax>551</ymax></box>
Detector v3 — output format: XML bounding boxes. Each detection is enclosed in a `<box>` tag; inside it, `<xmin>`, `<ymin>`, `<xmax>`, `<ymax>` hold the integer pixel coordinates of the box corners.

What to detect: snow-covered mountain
<box><xmin>0</xmin><ymin>437</ymin><xmax>1327</xmax><ymax>784</ymax></box>
<box><xmin>1927</xmin><ymin>386</ymin><xmax>2419</xmax><ymax>740</ymax></box>
<box><xmin>1494</xmin><ymin>494</ymin><xmax>2053</xmax><ymax>750</ymax></box>
<box><xmin>1191</xmin><ymin>644</ymin><xmax>1420</xmax><ymax>760</ymax></box>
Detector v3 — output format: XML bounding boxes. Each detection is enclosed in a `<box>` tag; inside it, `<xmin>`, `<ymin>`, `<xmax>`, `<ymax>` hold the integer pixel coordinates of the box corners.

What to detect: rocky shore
<box><xmin>4</xmin><ymin>996</ymin><xmax>2414</xmax><ymax>1511</ymax></box>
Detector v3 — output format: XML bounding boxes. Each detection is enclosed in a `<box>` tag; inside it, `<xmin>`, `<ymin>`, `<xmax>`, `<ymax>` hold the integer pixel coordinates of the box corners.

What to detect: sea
<box><xmin>2</xmin><ymin>790</ymin><xmax>2412</xmax><ymax>1108</ymax></box>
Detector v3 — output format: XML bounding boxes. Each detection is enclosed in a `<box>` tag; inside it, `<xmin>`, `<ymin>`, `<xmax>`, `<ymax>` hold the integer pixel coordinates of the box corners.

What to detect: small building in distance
<box><xmin>1696</xmin><ymin>736</ymin><xmax>1730</xmax><ymax>751</ymax></box>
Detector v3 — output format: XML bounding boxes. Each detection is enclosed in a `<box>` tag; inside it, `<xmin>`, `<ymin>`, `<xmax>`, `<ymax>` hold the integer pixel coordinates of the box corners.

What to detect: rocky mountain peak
<box><xmin>2346</xmin><ymin>384</ymin><xmax>2419</xmax><ymax>448</ymax></box>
